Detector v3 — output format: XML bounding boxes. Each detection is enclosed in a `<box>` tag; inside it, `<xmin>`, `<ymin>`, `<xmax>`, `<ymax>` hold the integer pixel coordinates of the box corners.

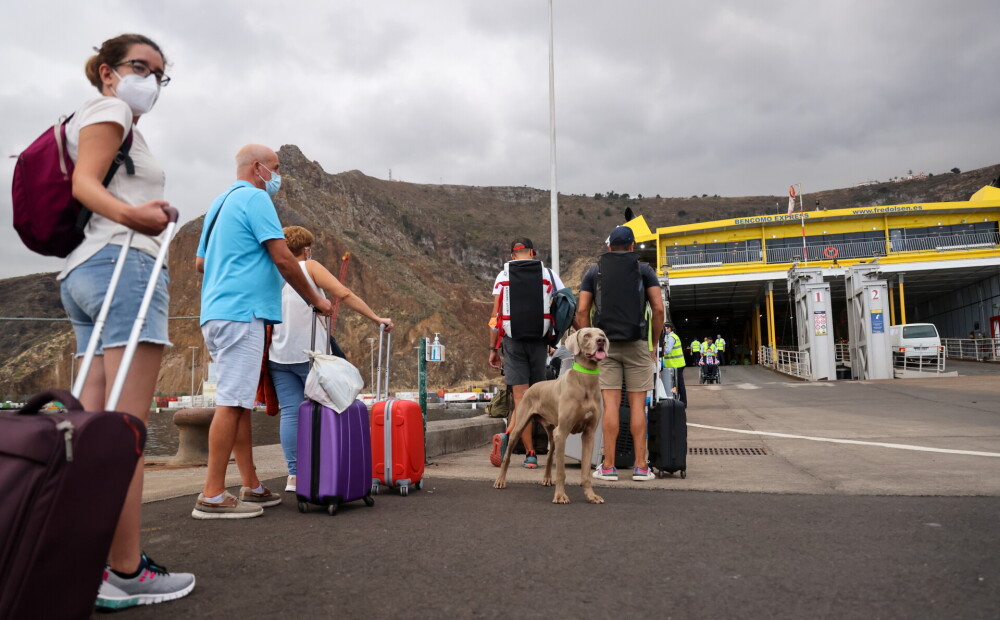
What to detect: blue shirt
<box><xmin>197</xmin><ymin>181</ymin><xmax>285</xmax><ymax>325</ymax></box>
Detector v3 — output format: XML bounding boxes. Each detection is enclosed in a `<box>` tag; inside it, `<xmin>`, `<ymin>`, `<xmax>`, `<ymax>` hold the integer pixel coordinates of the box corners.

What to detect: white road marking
<box><xmin>696</xmin><ymin>382</ymin><xmax>835</xmax><ymax>390</ymax></box>
<box><xmin>687</xmin><ymin>423</ymin><xmax>1000</xmax><ymax>458</ymax></box>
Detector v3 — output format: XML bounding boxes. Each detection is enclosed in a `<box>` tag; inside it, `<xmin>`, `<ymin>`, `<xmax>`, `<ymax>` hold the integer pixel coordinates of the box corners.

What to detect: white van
<box><xmin>889</xmin><ymin>323</ymin><xmax>942</xmax><ymax>358</ymax></box>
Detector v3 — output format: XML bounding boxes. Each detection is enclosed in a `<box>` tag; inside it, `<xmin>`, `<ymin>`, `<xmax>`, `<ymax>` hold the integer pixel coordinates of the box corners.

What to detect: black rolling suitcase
<box><xmin>613</xmin><ymin>404</ymin><xmax>636</xmax><ymax>469</ymax></box>
<box><xmin>647</xmin><ymin>397</ymin><xmax>687</xmax><ymax>478</ymax></box>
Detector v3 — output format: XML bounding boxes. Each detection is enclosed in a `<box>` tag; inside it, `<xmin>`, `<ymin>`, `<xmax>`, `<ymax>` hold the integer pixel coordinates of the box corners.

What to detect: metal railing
<box><xmin>667</xmin><ymin>248</ymin><xmax>762</xmax><ymax>267</ymax></box>
<box><xmin>892</xmin><ymin>349</ymin><xmax>946</xmax><ymax>373</ymax></box>
<box><xmin>765</xmin><ymin>239</ymin><xmax>887</xmax><ymax>264</ymax></box>
<box><xmin>890</xmin><ymin>231</ymin><xmax>1000</xmax><ymax>254</ymax></box>
<box><xmin>759</xmin><ymin>346</ymin><xmax>812</xmax><ymax>379</ymax></box>
<box><xmin>942</xmin><ymin>338</ymin><xmax>1000</xmax><ymax>362</ymax></box>
<box><xmin>663</xmin><ymin>231</ymin><xmax>999</xmax><ymax>268</ymax></box>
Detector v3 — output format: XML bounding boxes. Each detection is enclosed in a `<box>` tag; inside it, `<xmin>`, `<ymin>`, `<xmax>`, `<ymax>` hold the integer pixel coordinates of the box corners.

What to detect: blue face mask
<box><xmin>258</xmin><ymin>164</ymin><xmax>282</xmax><ymax>197</ymax></box>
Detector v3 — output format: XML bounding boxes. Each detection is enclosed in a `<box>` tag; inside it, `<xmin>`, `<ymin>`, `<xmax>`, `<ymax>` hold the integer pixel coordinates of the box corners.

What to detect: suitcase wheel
<box><xmin>400</xmin><ymin>485</ymin><xmax>409</xmax><ymax>497</ymax></box>
<box><xmin>415</xmin><ymin>480</ymin><xmax>424</xmax><ymax>491</ymax></box>
<box><xmin>327</xmin><ymin>502</ymin><xmax>338</xmax><ymax>516</ymax></box>
<box><xmin>680</xmin><ymin>469</ymin><xmax>687</xmax><ymax>479</ymax></box>
<box><xmin>364</xmin><ymin>494</ymin><xmax>375</xmax><ymax>507</ymax></box>
<box><xmin>297</xmin><ymin>501</ymin><xmax>308</xmax><ymax>514</ymax></box>
<box><xmin>371</xmin><ymin>482</ymin><xmax>380</xmax><ymax>495</ymax></box>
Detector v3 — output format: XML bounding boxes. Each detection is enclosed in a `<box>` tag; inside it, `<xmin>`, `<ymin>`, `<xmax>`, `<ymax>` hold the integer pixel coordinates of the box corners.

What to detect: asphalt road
<box><xmin>126</xmin><ymin>478</ymin><xmax>1000</xmax><ymax>620</ymax></box>
<box><xmin>120</xmin><ymin>363</ymin><xmax>1000</xmax><ymax>618</ymax></box>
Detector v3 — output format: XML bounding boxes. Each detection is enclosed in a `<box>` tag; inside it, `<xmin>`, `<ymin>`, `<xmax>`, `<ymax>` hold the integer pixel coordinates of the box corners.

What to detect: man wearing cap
<box><xmin>574</xmin><ymin>226</ymin><xmax>663</xmax><ymax>482</ymax></box>
<box><xmin>488</xmin><ymin>237</ymin><xmax>565</xmax><ymax>469</ymax></box>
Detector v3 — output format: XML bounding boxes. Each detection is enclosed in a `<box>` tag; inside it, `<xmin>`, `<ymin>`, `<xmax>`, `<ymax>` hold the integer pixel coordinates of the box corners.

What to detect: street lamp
<box><xmin>188</xmin><ymin>346</ymin><xmax>199</xmax><ymax>404</ymax></box>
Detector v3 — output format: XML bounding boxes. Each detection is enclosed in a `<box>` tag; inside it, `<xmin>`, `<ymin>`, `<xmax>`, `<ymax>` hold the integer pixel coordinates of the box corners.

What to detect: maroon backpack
<box><xmin>11</xmin><ymin>114</ymin><xmax>133</xmax><ymax>257</ymax></box>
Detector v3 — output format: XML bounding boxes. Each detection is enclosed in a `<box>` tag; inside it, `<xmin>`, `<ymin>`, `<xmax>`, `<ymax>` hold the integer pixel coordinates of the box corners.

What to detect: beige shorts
<box><xmin>598</xmin><ymin>339</ymin><xmax>655</xmax><ymax>392</ymax></box>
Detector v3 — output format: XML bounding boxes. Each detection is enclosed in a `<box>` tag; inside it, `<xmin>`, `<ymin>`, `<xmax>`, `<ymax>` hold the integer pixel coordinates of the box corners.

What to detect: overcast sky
<box><xmin>2</xmin><ymin>1</ymin><xmax>999</xmax><ymax>279</ymax></box>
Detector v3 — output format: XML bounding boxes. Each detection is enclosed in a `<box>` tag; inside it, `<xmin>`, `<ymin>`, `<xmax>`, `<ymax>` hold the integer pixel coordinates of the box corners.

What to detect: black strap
<box><xmin>203</xmin><ymin>186</ymin><xmax>243</xmax><ymax>248</ymax></box>
<box><xmin>75</xmin><ymin>128</ymin><xmax>135</xmax><ymax>232</ymax></box>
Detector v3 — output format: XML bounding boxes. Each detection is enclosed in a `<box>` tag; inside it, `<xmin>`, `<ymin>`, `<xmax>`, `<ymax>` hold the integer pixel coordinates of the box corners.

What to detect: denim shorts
<box><xmin>202</xmin><ymin>318</ymin><xmax>265</xmax><ymax>409</ymax></box>
<box><xmin>60</xmin><ymin>244</ymin><xmax>171</xmax><ymax>356</ymax></box>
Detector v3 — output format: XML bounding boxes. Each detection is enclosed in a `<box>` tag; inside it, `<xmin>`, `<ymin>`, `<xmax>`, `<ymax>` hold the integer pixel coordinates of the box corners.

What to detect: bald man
<box><xmin>192</xmin><ymin>144</ymin><xmax>333</xmax><ymax>520</ymax></box>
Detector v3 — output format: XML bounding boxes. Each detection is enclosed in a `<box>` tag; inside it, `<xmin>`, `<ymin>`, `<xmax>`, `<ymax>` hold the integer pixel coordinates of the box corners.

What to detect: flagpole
<box><xmin>548</xmin><ymin>0</ymin><xmax>560</xmax><ymax>275</ymax></box>
<box><xmin>798</xmin><ymin>183</ymin><xmax>807</xmax><ymax>265</ymax></box>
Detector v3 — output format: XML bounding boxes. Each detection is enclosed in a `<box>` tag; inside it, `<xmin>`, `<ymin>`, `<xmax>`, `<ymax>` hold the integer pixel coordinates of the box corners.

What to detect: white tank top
<box><xmin>269</xmin><ymin>261</ymin><xmax>327</xmax><ymax>364</ymax></box>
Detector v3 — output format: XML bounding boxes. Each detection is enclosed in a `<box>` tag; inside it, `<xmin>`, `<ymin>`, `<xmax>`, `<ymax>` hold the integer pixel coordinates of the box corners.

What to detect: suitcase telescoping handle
<box><xmin>72</xmin><ymin>207</ymin><xmax>180</xmax><ymax>412</ymax></box>
<box><xmin>375</xmin><ymin>323</ymin><xmax>391</xmax><ymax>401</ymax></box>
<box><xmin>310</xmin><ymin>307</ymin><xmax>332</xmax><ymax>354</ymax></box>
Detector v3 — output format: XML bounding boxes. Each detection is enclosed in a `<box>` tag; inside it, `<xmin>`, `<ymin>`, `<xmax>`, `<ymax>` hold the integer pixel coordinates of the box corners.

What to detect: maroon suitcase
<box><xmin>0</xmin><ymin>211</ymin><xmax>177</xmax><ymax>618</ymax></box>
<box><xmin>0</xmin><ymin>389</ymin><xmax>146</xmax><ymax>619</ymax></box>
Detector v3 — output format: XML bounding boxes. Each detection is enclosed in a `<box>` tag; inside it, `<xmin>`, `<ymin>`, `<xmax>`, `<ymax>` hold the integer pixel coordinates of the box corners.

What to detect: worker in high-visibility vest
<box><xmin>701</xmin><ymin>337</ymin><xmax>717</xmax><ymax>359</ymax></box>
<box><xmin>662</xmin><ymin>324</ymin><xmax>687</xmax><ymax>405</ymax></box>
<box><xmin>689</xmin><ymin>338</ymin><xmax>702</xmax><ymax>366</ymax></box>
<box><xmin>715</xmin><ymin>333</ymin><xmax>726</xmax><ymax>365</ymax></box>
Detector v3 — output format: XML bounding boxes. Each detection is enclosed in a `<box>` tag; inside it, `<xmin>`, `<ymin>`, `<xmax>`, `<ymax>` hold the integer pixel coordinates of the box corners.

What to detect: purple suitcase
<box><xmin>296</xmin><ymin>400</ymin><xmax>375</xmax><ymax>515</ymax></box>
<box><xmin>0</xmin><ymin>389</ymin><xmax>146</xmax><ymax>619</ymax></box>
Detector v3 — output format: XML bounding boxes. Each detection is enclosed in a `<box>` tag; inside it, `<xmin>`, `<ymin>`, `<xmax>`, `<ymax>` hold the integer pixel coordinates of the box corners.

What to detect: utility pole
<box><xmin>367</xmin><ymin>337</ymin><xmax>376</xmax><ymax>392</ymax></box>
<box><xmin>188</xmin><ymin>346</ymin><xmax>199</xmax><ymax>403</ymax></box>
<box><xmin>548</xmin><ymin>0</ymin><xmax>560</xmax><ymax>274</ymax></box>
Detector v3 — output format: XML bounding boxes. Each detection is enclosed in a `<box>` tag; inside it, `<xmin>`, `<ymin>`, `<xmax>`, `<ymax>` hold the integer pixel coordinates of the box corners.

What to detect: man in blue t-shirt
<box><xmin>192</xmin><ymin>144</ymin><xmax>332</xmax><ymax>520</ymax></box>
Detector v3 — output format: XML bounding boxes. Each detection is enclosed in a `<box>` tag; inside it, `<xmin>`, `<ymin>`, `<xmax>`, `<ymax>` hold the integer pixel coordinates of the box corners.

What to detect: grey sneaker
<box><xmin>632</xmin><ymin>466</ymin><xmax>656</xmax><ymax>481</ymax></box>
<box><xmin>191</xmin><ymin>491</ymin><xmax>263</xmax><ymax>519</ymax></box>
<box><xmin>95</xmin><ymin>554</ymin><xmax>195</xmax><ymax>610</ymax></box>
<box><xmin>240</xmin><ymin>485</ymin><xmax>282</xmax><ymax>507</ymax></box>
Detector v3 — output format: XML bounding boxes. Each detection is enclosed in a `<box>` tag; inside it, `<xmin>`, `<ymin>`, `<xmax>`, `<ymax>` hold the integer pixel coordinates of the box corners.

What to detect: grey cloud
<box><xmin>2</xmin><ymin>0</ymin><xmax>999</xmax><ymax>279</ymax></box>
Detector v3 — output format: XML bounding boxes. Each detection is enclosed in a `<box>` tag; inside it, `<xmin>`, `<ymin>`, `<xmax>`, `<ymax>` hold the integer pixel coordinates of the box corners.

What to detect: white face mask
<box><xmin>112</xmin><ymin>69</ymin><xmax>160</xmax><ymax>116</ymax></box>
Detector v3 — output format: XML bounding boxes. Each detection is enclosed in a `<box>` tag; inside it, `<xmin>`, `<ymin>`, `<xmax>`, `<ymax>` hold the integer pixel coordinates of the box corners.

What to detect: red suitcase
<box><xmin>370</xmin><ymin>326</ymin><xmax>425</xmax><ymax>496</ymax></box>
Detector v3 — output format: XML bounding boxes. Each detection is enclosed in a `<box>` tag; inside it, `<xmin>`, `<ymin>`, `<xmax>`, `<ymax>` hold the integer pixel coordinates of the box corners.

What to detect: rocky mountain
<box><xmin>1</xmin><ymin>149</ymin><xmax>997</xmax><ymax>400</ymax></box>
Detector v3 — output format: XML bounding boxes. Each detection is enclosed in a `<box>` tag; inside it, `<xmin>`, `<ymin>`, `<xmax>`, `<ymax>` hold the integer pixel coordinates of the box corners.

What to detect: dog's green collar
<box><xmin>573</xmin><ymin>362</ymin><xmax>600</xmax><ymax>375</ymax></box>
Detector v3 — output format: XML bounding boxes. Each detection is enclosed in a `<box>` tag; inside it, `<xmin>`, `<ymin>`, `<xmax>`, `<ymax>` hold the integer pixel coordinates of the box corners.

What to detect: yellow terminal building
<box><xmin>632</xmin><ymin>185</ymin><xmax>1000</xmax><ymax>380</ymax></box>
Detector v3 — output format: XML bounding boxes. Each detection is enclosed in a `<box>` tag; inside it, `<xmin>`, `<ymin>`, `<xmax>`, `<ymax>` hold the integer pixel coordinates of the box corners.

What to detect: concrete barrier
<box><xmin>426</xmin><ymin>415</ymin><xmax>504</xmax><ymax>458</ymax></box>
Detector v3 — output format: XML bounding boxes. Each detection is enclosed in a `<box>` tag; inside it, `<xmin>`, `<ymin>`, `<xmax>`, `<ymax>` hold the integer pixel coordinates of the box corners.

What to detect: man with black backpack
<box><xmin>575</xmin><ymin>226</ymin><xmax>664</xmax><ymax>482</ymax></box>
<box><xmin>488</xmin><ymin>238</ymin><xmax>566</xmax><ymax>469</ymax></box>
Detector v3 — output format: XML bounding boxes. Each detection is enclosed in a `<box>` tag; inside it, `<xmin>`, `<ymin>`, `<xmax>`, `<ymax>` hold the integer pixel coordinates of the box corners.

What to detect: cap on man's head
<box><xmin>510</xmin><ymin>237</ymin><xmax>534</xmax><ymax>253</ymax></box>
<box><xmin>607</xmin><ymin>226</ymin><xmax>635</xmax><ymax>246</ymax></box>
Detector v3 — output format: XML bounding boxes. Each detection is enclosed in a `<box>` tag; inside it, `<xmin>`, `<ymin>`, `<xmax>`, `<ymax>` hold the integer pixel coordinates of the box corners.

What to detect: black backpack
<box><xmin>593</xmin><ymin>252</ymin><xmax>646</xmax><ymax>342</ymax></box>
<box><xmin>505</xmin><ymin>260</ymin><xmax>545</xmax><ymax>340</ymax></box>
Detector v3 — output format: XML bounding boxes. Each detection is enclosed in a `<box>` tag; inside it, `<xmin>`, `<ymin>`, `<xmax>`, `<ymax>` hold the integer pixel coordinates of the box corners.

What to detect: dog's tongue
<box><xmin>594</xmin><ymin>350</ymin><xmax>607</xmax><ymax>360</ymax></box>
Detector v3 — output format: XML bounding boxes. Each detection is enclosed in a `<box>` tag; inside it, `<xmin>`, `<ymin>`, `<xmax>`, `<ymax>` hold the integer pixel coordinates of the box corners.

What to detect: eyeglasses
<box><xmin>116</xmin><ymin>59</ymin><xmax>171</xmax><ymax>87</ymax></box>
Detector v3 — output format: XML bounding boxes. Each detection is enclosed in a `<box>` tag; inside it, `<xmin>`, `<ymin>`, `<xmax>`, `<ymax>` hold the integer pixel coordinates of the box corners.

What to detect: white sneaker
<box><xmin>285</xmin><ymin>475</ymin><xmax>296</xmax><ymax>493</ymax></box>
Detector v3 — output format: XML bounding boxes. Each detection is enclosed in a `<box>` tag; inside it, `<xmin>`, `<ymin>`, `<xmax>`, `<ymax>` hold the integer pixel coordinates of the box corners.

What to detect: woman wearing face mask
<box><xmin>59</xmin><ymin>33</ymin><xmax>195</xmax><ymax>609</ymax></box>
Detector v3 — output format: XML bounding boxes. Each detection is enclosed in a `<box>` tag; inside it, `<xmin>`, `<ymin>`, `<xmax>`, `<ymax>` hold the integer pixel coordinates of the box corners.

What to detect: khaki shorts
<box><xmin>599</xmin><ymin>339</ymin><xmax>655</xmax><ymax>392</ymax></box>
